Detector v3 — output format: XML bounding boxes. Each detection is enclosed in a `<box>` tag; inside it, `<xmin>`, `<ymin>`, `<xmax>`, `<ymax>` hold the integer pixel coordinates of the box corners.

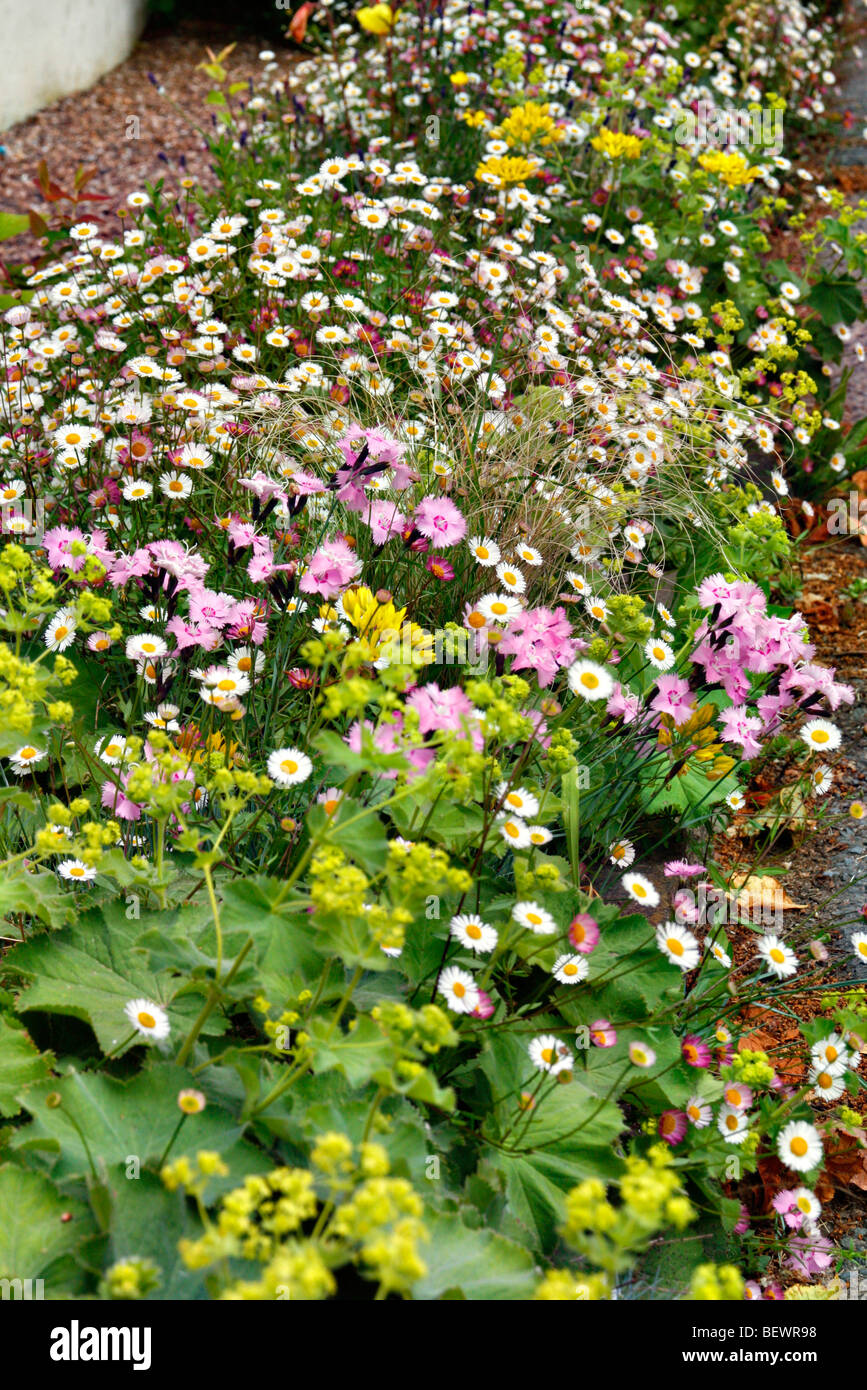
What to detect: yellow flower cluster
<box><xmin>657</xmin><ymin>703</ymin><xmax>736</xmax><ymax>781</ymax></box>
<box><xmin>551</xmin><ymin>1146</ymin><xmax>696</xmax><ymax>1280</ymax></box>
<box><xmin>340</xmin><ymin>585</ymin><xmax>433</xmax><ymax>666</ymax></box>
<box><xmin>475</xmin><ymin>155</ymin><xmax>539</xmax><ymax>187</ymax></box>
<box><xmin>698</xmin><ymin>150</ymin><xmax>761</xmax><ymax>187</ymax></box>
<box><xmin>174</xmin><ymin>1135</ymin><xmax>429</xmax><ymax>1300</ymax></box>
<box><xmin>534</xmin><ymin>1269</ymin><xmax>610</xmax><ymax>1300</ymax></box>
<box><xmin>497</xmin><ymin>101</ymin><xmax>563</xmax><ymax>150</ymax></box>
<box><xmin>591</xmin><ymin>129</ymin><xmax>644</xmax><ymax>160</ymax></box>
<box><xmin>690</xmin><ymin>1262</ymin><xmax>745</xmax><ymax>1300</ymax></box>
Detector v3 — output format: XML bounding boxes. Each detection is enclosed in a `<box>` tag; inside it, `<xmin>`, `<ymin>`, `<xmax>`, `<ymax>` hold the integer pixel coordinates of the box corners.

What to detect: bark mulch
<box><xmin>0</xmin><ymin>18</ymin><xmax>295</xmax><ymax>268</ymax></box>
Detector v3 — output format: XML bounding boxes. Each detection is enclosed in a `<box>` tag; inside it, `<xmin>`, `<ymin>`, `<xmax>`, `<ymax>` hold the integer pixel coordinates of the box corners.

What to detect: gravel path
<box><xmin>0</xmin><ymin>18</ymin><xmax>283</xmax><ymax>267</ymax></box>
<box><xmin>824</xmin><ymin>5</ymin><xmax>867</xmax><ymax>1295</ymax></box>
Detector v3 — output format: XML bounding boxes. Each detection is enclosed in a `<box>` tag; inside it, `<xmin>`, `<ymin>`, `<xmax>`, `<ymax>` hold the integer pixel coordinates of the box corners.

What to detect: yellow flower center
<box><xmin>55</xmin><ymin>626</ymin><xmax>69</xmax><ymax>640</ymax></box>
<box><xmin>137</xmin><ymin>1011</ymin><xmax>156</xmax><ymax>1029</ymax></box>
<box><xmin>769</xmin><ymin>948</ymin><xmax>785</xmax><ymax>964</ymax></box>
<box><xmin>790</xmin><ymin>1137</ymin><xmax>808</xmax><ymax>1158</ymax></box>
<box><xmin>666</xmin><ymin>938</ymin><xmax>683</xmax><ymax>956</ymax></box>
<box><xmin>280</xmin><ymin>759</ymin><xmax>298</xmax><ymax>775</ymax></box>
<box><xmin>563</xmin><ymin>963</ymin><xmax>578</xmax><ymax>977</ymax></box>
<box><xmin>453</xmin><ymin>982</ymin><xmax>466</xmax><ymax>998</ymax></box>
<box><xmin>466</xmin><ymin>924</ymin><xmax>482</xmax><ymax>940</ymax></box>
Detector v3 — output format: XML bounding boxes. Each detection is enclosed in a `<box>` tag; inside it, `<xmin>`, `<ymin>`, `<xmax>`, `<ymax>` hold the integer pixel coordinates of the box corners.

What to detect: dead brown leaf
<box><xmin>729</xmin><ymin>874</ymin><xmax>807</xmax><ymax>912</ymax></box>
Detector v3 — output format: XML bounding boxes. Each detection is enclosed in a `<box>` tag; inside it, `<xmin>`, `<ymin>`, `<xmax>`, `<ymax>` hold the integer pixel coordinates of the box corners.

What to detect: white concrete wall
<box><xmin>0</xmin><ymin>0</ymin><xmax>147</xmax><ymax>130</ymax></box>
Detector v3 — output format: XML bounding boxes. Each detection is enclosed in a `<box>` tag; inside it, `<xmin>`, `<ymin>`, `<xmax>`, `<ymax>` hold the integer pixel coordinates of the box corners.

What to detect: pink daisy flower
<box><xmin>681</xmin><ymin>1035</ymin><xmax>712</xmax><ymax>1068</ymax></box>
<box><xmin>589</xmin><ymin>1019</ymin><xmax>617</xmax><ymax>1048</ymax></box>
<box><xmin>658</xmin><ymin>1110</ymin><xmax>687</xmax><ymax>1145</ymax></box>
<box><xmin>568</xmin><ymin>914</ymin><xmax>600</xmax><ymax>954</ymax></box>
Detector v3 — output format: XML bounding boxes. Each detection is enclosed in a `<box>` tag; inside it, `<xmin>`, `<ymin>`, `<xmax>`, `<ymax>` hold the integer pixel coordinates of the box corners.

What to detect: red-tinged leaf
<box><xmin>74</xmin><ymin>191</ymin><xmax>110</xmax><ymax>203</ymax></box>
<box><xmin>73</xmin><ymin>166</ymin><xmax>99</xmax><ymax>192</ymax></box>
<box><xmin>27</xmin><ymin>209</ymin><xmax>49</xmax><ymax>238</ymax></box>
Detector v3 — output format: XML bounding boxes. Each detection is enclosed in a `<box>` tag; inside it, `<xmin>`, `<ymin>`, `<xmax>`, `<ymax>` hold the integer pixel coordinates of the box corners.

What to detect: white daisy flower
<box><xmin>810</xmin><ymin>1034</ymin><xmax>850</xmax><ymax>1076</ymax></box>
<box><xmin>757</xmin><ymin>934</ymin><xmax>798</xmax><ymax>979</ymax></box>
<box><xmin>467</xmin><ymin>535</ymin><xmax>500</xmax><ymax>567</ymax></box>
<box><xmin>851</xmin><ymin>932</ymin><xmax>867</xmax><ymax>966</ymax></box>
<box><xmin>122</xmin><ymin>479</ymin><xmax>153</xmax><ymax>501</ymax></box>
<box><xmin>159</xmin><ymin>470</ymin><xmax>193</xmax><ymax>499</ymax></box>
<box><xmin>95</xmin><ymin>734</ymin><xmax>130</xmax><ymax>766</ymax></box>
<box><xmin>44</xmin><ymin>609</ymin><xmax>77</xmax><ymax>652</ymax></box>
<box><xmin>717</xmin><ymin>1104</ymin><xmax>750</xmax><ymax>1144</ymax></box>
<box><xmin>495</xmin><ymin>562</ymin><xmax>526</xmax><ymax>594</ymax></box>
<box><xmin>608</xmin><ymin>838</ymin><xmax>635</xmax><ymax>867</ymax></box>
<box><xmin>567</xmin><ymin>660</ymin><xmax>614</xmax><ymax>701</ymax></box>
<box><xmin>437</xmin><ymin>965</ymin><xmax>480</xmax><ymax>1014</ymax></box>
<box><xmin>125</xmin><ymin>634</ymin><xmax>167</xmax><ymax>662</ymax></box>
<box><xmin>644</xmin><ymin>636</ymin><xmax>675</xmax><ymax>670</ymax></box>
<box><xmin>777</xmin><ymin>1120</ymin><xmax>823</xmax><ymax>1173</ymax></box>
<box><xmin>810</xmin><ymin>764</ymin><xmax>833</xmax><ymax>795</ymax></box>
<box><xmin>512</xmin><ymin>900</ymin><xmax>557</xmax><ymax>935</ymax></box>
<box><xmin>810</xmin><ymin>1067</ymin><xmax>846</xmax><ymax>1102</ymax></box>
<box><xmin>529</xmin><ymin>1034</ymin><xmax>572</xmax><ymax>1073</ymax></box>
<box><xmin>8</xmin><ymin>744</ymin><xmax>46</xmax><ymax>775</ymax></box>
<box><xmin>497</xmin><ymin>783</ymin><xmax>539</xmax><ymax>818</ymax></box>
<box><xmin>791</xmin><ymin>1187</ymin><xmax>821</xmax><ymax>1223</ymax></box>
<box><xmin>685</xmin><ymin>1096</ymin><xmax>713</xmax><ymax>1129</ymax></box>
<box><xmin>477</xmin><ymin>593</ymin><xmax>522</xmax><ymax>625</ymax></box>
<box><xmin>499</xmin><ymin>816</ymin><xmax>532</xmax><ymax>848</ymax></box>
<box><xmin>58</xmin><ymin>859</ymin><xmax>97</xmax><ymax>883</ymax></box>
<box><xmin>552</xmin><ymin>954</ymin><xmax>589</xmax><ymax>985</ymax></box>
<box><xmin>267</xmin><ymin>748</ymin><xmax>313</xmax><ymax>786</ymax></box>
<box><xmin>450</xmin><ymin>914</ymin><xmax>498</xmax><ymax>954</ymax></box>
<box><xmin>622</xmin><ymin>872</ymin><xmax>659</xmax><ymax>908</ymax></box>
<box><xmin>656</xmin><ymin>922</ymin><xmax>700</xmax><ymax>970</ymax></box>
<box><xmin>527</xmin><ymin>824</ymin><xmax>552</xmax><ymax>846</ymax></box>
<box><xmin>799</xmin><ymin>719</ymin><xmax>841</xmax><ymax>753</ymax></box>
<box><xmin>516</xmin><ymin>543</ymin><xmax>542</xmax><ymax>567</ymax></box>
<box><xmin>124</xmin><ymin>998</ymin><xmax>171</xmax><ymax>1041</ymax></box>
